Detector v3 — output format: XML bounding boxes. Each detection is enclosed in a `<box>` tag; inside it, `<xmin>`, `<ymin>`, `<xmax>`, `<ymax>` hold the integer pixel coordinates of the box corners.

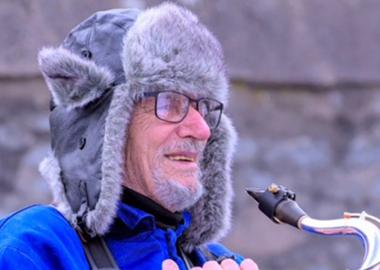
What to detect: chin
<box><xmin>176</xmin><ymin>175</ymin><xmax>200</xmax><ymax>189</ymax></box>
<box><xmin>152</xmin><ymin>169</ymin><xmax>204</xmax><ymax>211</ymax></box>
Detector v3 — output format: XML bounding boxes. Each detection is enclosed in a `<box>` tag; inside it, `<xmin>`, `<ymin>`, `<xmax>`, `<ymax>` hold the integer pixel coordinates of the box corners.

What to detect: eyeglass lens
<box><xmin>199</xmin><ymin>99</ymin><xmax>221</xmax><ymax>129</ymax></box>
<box><xmin>156</xmin><ymin>92</ymin><xmax>188</xmax><ymax>122</ymax></box>
<box><xmin>155</xmin><ymin>92</ymin><xmax>221</xmax><ymax>128</ymax></box>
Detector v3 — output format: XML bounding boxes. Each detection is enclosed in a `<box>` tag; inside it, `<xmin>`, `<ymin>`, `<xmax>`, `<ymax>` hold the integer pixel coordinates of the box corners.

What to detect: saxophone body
<box><xmin>248</xmin><ymin>184</ymin><xmax>380</xmax><ymax>270</ymax></box>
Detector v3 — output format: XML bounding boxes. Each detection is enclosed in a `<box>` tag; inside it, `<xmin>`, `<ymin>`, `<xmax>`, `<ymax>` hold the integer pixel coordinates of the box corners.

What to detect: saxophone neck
<box><xmin>247</xmin><ymin>184</ymin><xmax>380</xmax><ymax>270</ymax></box>
<box><xmin>300</xmin><ymin>213</ymin><xmax>380</xmax><ymax>270</ymax></box>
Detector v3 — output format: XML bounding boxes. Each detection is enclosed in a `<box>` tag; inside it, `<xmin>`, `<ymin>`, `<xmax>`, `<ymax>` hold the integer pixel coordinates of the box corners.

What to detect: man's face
<box><xmin>124</xmin><ymin>96</ymin><xmax>211</xmax><ymax>212</ymax></box>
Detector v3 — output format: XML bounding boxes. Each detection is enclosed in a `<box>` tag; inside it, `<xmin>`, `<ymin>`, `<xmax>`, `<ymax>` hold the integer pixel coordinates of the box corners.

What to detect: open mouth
<box><xmin>165</xmin><ymin>152</ymin><xmax>197</xmax><ymax>163</ymax></box>
<box><xmin>167</xmin><ymin>155</ymin><xmax>195</xmax><ymax>162</ymax></box>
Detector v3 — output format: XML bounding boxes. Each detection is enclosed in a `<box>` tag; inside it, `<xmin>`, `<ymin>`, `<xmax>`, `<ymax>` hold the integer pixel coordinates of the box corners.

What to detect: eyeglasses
<box><xmin>140</xmin><ymin>91</ymin><xmax>223</xmax><ymax>129</ymax></box>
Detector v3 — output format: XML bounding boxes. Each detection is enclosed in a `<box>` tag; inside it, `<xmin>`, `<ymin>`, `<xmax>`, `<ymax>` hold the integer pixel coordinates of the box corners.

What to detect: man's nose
<box><xmin>177</xmin><ymin>106</ymin><xmax>211</xmax><ymax>141</ymax></box>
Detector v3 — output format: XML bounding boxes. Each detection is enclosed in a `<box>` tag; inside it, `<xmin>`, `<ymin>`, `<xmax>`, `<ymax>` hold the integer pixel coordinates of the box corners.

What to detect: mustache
<box><xmin>161</xmin><ymin>139</ymin><xmax>206</xmax><ymax>156</ymax></box>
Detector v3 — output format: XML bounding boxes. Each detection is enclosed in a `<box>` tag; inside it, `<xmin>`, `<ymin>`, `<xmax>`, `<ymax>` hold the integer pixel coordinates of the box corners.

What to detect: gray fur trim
<box><xmin>85</xmin><ymin>84</ymin><xmax>135</xmax><ymax>234</ymax></box>
<box><xmin>38</xmin><ymin>47</ymin><xmax>114</xmax><ymax>110</ymax></box>
<box><xmin>38</xmin><ymin>155</ymin><xmax>75</xmax><ymax>225</ymax></box>
<box><xmin>122</xmin><ymin>2</ymin><xmax>229</xmax><ymax>104</ymax></box>
<box><xmin>182</xmin><ymin>115</ymin><xmax>237</xmax><ymax>252</ymax></box>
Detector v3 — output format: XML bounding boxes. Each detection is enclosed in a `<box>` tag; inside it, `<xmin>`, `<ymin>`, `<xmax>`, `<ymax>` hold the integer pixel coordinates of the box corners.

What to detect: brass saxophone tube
<box><xmin>299</xmin><ymin>213</ymin><xmax>380</xmax><ymax>270</ymax></box>
<box><xmin>248</xmin><ymin>184</ymin><xmax>380</xmax><ymax>270</ymax></box>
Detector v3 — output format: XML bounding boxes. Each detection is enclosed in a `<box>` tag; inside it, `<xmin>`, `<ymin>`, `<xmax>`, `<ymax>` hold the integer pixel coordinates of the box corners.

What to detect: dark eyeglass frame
<box><xmin>140</xmin><ymin>90</ymin><xmax>224</xmax><ymax>130</ymax></box>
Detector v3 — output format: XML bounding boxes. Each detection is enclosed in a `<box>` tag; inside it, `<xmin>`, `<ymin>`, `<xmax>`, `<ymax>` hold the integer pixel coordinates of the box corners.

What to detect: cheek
<box><xmin>129</xmin><ymin>107</ymin><xmax>180</xmax><ymax>168</ymax></box>
<box><xmin>131</xmin><ymin>122</ymin><xmax>162</xmax><ymax>168</ymax></box>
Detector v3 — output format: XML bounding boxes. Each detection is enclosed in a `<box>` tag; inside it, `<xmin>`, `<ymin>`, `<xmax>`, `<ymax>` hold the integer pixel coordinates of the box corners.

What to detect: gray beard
<box><xmin>152</xmin><ymin>168</ymin><xmax>204</xmax><ymax>212</ymax></box>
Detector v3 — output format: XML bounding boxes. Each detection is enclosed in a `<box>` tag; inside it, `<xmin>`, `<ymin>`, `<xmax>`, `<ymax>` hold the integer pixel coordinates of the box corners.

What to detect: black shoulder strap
<box><xmin>77</xmin><ymin>230</ymin><xmax>120</xmax><ymax>270</ymax></box>
<box><xmin>177</xmin><ymin>245</ymin><xmax>194</xmax><ymax>269</ymax></box>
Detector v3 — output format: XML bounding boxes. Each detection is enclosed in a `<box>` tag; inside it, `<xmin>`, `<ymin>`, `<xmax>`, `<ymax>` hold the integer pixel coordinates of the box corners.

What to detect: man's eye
<box><xmin>157</xmin><ymin>104</ymin><xmax>171</xmax><ymax>110</ymax></box>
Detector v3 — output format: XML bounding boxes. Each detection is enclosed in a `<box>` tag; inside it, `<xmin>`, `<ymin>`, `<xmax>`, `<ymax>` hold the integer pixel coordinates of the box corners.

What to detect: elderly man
<box><xmin>0</xmin><ymin>3</ymin><xmax>258</xmax><ymax>270</ymax></box>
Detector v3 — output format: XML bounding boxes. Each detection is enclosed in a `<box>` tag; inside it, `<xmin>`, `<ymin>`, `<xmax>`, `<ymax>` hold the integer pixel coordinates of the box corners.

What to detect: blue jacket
<box><xmin>0</xmin><ymin>204</ymin><xmax>243</xmax><ymax>269</ymax></box>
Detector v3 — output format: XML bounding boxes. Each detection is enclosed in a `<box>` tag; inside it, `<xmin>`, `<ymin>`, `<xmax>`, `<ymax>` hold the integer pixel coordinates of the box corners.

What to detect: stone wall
<box><xmin>225</xmin><ymin>85</ymin><xmax>380</xmax><ymax>269</ymax></box>
<box><xmin>1</xmin><ymin>1</ymin><xmax>380</xmax><ymax>269</ymax></box>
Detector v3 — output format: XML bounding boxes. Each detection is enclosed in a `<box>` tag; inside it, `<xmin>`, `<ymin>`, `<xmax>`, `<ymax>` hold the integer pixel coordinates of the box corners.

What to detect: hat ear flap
<box><xmin>182</xmin><ymin>115</ymin><xmax>237</xmax><ymax>251</ymax></box>
<box><xmin>38</xmin><ymin>47</ymin><xmax>114</xmax><ymax>110</ymax></box>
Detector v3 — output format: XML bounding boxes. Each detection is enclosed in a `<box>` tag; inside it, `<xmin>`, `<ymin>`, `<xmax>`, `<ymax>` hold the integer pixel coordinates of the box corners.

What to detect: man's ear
<box><xmin>38</xmin><ymin>47</ymin><xmax>114</xmax><ymax>110</ymax></box>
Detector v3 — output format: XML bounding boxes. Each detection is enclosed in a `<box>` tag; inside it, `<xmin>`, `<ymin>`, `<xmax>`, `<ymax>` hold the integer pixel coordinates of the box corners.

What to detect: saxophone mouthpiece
<box><xmin>246</xmin><ymin>188</ymin><xmax>263</xmax><ymax>202</ymax></box>
<box><xmin>246</xmin><ymin>183</ymin><xmax>306</xmax><ymax>228</ymax></box>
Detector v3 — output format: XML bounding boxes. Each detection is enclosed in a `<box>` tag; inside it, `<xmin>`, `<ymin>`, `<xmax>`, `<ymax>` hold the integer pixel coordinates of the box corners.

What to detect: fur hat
<box><xmin>38</xmin><ymin>2</ymin><xmax>237</xmax><ymax>252</ymax></box>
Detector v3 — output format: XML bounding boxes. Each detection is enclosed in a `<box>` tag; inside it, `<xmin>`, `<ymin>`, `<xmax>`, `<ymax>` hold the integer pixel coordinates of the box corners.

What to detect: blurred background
<box><xmin>1</xmin><ymin>0</ymin><xmax>380</xmax><ymax>269</ymax></box>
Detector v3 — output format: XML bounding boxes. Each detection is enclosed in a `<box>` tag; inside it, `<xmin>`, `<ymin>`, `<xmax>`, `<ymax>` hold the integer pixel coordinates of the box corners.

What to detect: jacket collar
<box><xmin>111</xmin><ymin>186</ymin><xmax>191</xmax><ymax>234</ymax></box>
